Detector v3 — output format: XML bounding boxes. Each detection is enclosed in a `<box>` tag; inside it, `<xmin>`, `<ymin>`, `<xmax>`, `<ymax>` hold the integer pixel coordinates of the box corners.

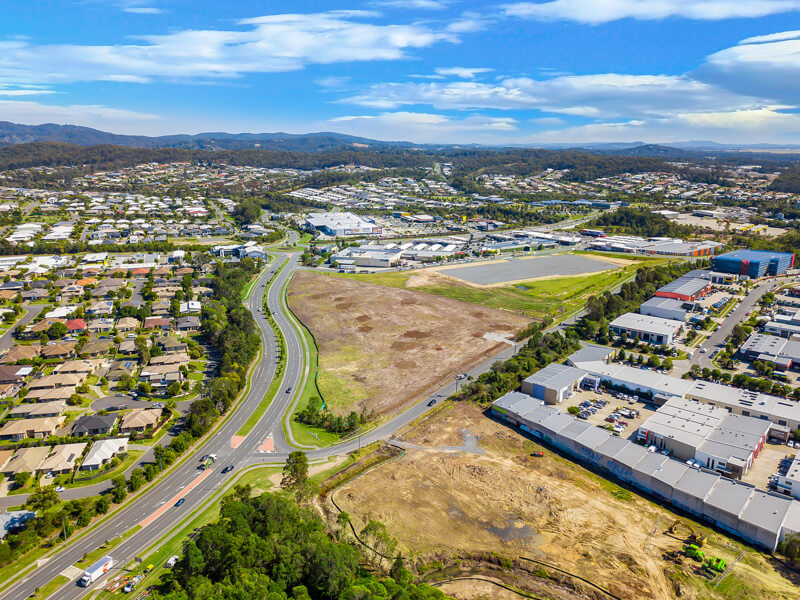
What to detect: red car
<box><xmin>530</xmin><ymin>451</ymin><xmax>544</xmax><ymax>457</ymax></box>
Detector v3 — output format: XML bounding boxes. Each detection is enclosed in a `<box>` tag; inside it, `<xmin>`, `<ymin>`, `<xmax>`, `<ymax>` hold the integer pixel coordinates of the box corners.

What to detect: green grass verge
<box><xmin>70</xmin><ymin>451</ymin><xmax>143</xmax><ymax>487</ymax></box>
<box><xmin>282</xmin><ymin>275</ymin><xmax>341</xmax><ymax>448</ymax></box>
<box><xmin>27</xmin><ymin>574</ymin><xmax>68</xmax><ymax>599</ymax></box>
<box><xmin>74</xmin><ymin>526</ymin><xmax>140</xmax><ymax>568</ymax></box>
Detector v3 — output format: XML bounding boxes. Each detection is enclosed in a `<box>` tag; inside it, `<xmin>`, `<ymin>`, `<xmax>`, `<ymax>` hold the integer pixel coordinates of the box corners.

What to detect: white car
<box><xmin>55</xmin><ymin>486</ymin><xmax>65</xmax><ymax>492</ymax></box>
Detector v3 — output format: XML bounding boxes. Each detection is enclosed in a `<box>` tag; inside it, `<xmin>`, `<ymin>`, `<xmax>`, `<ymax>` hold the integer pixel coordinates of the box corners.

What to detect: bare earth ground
<box><xmin>288</xmin><ymin>271</ymin><xmax>530</xmax><ymax>417</ymax></box>
<box><xmin>331</xmin><ymin>403</ymin><xmax>800</xmax><ymax>600</ymax></box>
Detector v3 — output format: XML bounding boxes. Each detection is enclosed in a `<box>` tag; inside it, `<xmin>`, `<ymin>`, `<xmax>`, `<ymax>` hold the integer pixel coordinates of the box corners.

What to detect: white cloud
<box><xmin>123</xmin><ymin>7</ymin><xmax>163</xmax><ymax>14</ymax></box>
<box><xmin>0</xmin><ymin>85</ymin><xmax>54</xmax><ymax>96</ymax></box>
<box><xmin>697</xmin><ymin>31</ymin><xmax>800</xmax><ymax>104</ymax></box>
<box><xmin>503</xmin><ymin>0</ymin><xmax>800</xmax><ymax>23</ymax></box>
<box><xmin>329</xmin><ymin>111</ymin><xmax>518</xmax><ymax>142</ymax></box>
<box><xmin>434</xmin><ymin>66</ymin><xmax>492</xmax><ymax>78</ymax></box>
<box><xmin>0</xmin><ymin>100</ymin><xmax>160</xmax><ymax>133</ymax></box>
<box><xmin>0</xmin><ymin>11</ymin><xmax>459</xmax><ymax>84</ymax></box>
<box><xmin>528</xmin><ymin>107</ymin><xmax>800</xmax><ymax>145</ymax></box>
<box><xmin>343</xmin><ymin>73</ymin><xmax>760</xmax><ymax>118</ymax></box>
<box><xmin>376</xmin><ymin>0</ymin><xmax>453</xmax><ymax>9</ymax></box>
<box><xmin>316</xmin><ymin>76</ymin><xmax>351</xmax><ymax>89</ymax></box>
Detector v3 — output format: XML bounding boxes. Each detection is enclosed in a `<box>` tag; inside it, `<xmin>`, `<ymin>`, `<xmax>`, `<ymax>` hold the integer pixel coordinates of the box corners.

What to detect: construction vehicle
<box><xmin>668</xmin><ymin>519</ymin><xmax>707</xmax><ymax>546</ymax></box>
<box><xmin>684</xmin><ymin>544</ymin><xmax>705</xmax><ymax>562</ymax></box>
<box><xmin>704</xmin><ymin>557</ymin><xmax>727</xmax><ymax>573</ymax></box>
<box><xmin>662</xmin><ymin>550</ymin><xmax>684</xmax><ymax>565</ymax></box>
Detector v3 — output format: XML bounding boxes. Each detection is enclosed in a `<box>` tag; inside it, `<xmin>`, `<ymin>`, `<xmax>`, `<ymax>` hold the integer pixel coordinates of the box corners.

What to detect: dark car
<box><xmin>175</xmin><ymin>498</ymin><xmax>186</xmax><ymax>507</ymax></box>
<box><xmin>427</xmin><ymin>399</ymin><xmax>436</xmax><ymax>407</ymax></box>
<box><xmin>222</xmin><ymin>465</ymin><xmax>234</xmax><ymax>474</ymax></box>
<box><xmin>286</xmin><ymin>386</ymin><xmax>292</xmax><ymax>394</ymax></box>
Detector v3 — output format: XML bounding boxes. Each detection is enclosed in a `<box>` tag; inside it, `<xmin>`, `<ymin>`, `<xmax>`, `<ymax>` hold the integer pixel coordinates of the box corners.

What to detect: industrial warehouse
<box><xmin>712</xmin><ymin>249</ymin><xmax>796</xmax><ymax>278</ymax></box>
<box><xmin>492</xmin><ymin>392</ymin><xmax>800</xmax><ymax>552</ymax></box>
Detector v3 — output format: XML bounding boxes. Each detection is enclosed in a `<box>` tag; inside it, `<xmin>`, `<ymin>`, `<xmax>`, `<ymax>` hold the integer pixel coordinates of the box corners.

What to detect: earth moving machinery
<box><xmin>668</xmin><ymin>519</ymin><xmax>707</xmax><ymax>546</ymax></box>
<box><xmin>684</xmin><ymin>544</ymin><xmax>705</xmax><ymax>562</ymax></box>
<box><xmin>705</xmin><ymin>557</ymin><xmax>727</xmax><ymax>573</ymax></box>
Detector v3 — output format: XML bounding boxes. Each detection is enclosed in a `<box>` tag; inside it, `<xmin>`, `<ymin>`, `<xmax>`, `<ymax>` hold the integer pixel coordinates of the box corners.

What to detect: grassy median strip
<box><xmin>27</xmin><ymin>574</ymin><xmax>68</xmax><ymax>599</ymax></box>
<box><xmin>235</xmin><ymin>259</ymin><xmax>288</xmax><ymax>437</ymax></box>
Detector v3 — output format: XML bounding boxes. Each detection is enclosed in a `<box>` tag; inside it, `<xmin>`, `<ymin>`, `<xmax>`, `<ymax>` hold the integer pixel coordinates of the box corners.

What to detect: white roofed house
<box><xmin>80</xmin><ymin>438</ymin><xmax>128</xmax><ymax>471</ymax></box>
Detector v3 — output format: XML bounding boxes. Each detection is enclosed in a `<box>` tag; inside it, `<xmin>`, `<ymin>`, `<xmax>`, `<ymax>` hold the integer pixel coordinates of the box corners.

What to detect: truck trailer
<box><xmin>79</xmin><ymin>555</ymin><xmax>113</xmax><ymax>587</ymax></box>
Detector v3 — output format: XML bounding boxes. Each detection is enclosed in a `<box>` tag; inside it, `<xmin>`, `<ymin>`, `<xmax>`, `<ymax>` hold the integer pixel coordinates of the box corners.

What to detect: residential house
<box><xmin>66</xmin><ymin>318</ymin><xmax>87</xmax><ymax>334</ymax></box>
<box><xmin>37</xmin><ymin>442</ymin><xmax>87</xmax><ymax>475</ymax></box>
<box><xmin>0</xmin><ymin>345</ymin><xmax>40</xmax><ymax>363</ymax></box>
<box><xmin>139</xmin><ymin>364</ymin><xmax>183</xmax><ymax>390</ymax></box>
<box><xmin>87</xmin><ymin>318</ymin><xmax>114</xmax><ymax>334</ymax></box>
<box><xmin>117</xmin><ymin>340</ymin><xmax>137</xmax><ymax>355</ymax></box>
<box><xmin>40</xmin><ymin>342</ymin><xmax>75</xmax><ymax>360</ymax></box>
<box><xmin>115</xmin><ymin>317</ymin><xmax>140</xmax><ymax>333</ymax></box>
<box><xmin>87</xmin><ymin>300</ymin><xmax>114</xmax><ymax>316</ymax></box>
<box><xmin>0</xmin><ymin>511</ymin><xmax>36</xmax><ymax>539</ymax></box>
<box><xmin>72</xmin><ymin>414</ymin><xmax>118</xmax><ymax>437</ymax></box>
<box><xmin>175</xmin><ymin>316</ymin><xmax>200</xmax><ymax>332</ymax></box>
<box><xmin>21</xmin><ymin>288</ymin><xmax>48</xmax><ymax>302</ymax></box>
<box><xmin>1</xmin><ymin>446</ymin><xmax>50</xmax><ymax>475</ymax></box>
<box><xmin>0</xmin><ymin>365</ymin><xmax>32</xmax><ymax>386</ymax></box>
<box><xmin>28</xmin><ymin>373</ymin><xmax>84</xmax><ymax>390</ymax></box>
<box><xmin>25</xmin><ymin>386</ymin><xmax>76</xmax><ymax>402</ymax></box>
<box><xmin>150</xmin><ymin>301</ymin><xmax>170</xmax><ymax>316</ymax></box>
<box><xmin>54</xmin><ymin>359</ymin><xmax>94</xmax><ymax>375</ymax></box>
<box><xmin>23</xmin><ymin>318</ymin><xmax>67</xmax><ymax>339</ymax></box>
<box><xmin>143</xmin><ymin>317</ymin><xmax>171</xmax><ymax>332</ymax></box>
<box><xmin>106</xmin><ymin>359</ymin><xmax>137</xmax><ymax>384</ymax></box>
<box><xmin>0</xmin><ymin>416</ymin><xmax>65</xmax><ymax>440</ymax></box>
<box><xmin>157</xmin><ymin>337</ymin><xmax>187</xmax><ymax>354</ymax></box>
<box><xmin>79</xmin><ymin>340</ymin><xmax>114</xmax><ymax>358</ymax></box>
<box><xmin>80</xmin><ymin>438</ymin><xmax>128</xmax><ymax>471</ymax></box>
<box><xmin>7</xmin><ymin>401</ymin><xmax>66</xmax><ymax>419</ymax></box>
<box><xmin>119</xmin><ymin>408</ymin><xmax>162</xmax><ymax>434</ymax></box>
<box><xmin>149</xmin><ymin>352</ymin><xmax>190</xmax><ymax>366</ymax></box>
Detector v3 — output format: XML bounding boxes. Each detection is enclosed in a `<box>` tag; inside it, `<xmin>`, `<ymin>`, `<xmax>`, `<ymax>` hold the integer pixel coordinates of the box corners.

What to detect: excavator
<box><xmin>667</xmin><ymin>519</ymin><xmax>707</xmax><ymax>547</ymax></box>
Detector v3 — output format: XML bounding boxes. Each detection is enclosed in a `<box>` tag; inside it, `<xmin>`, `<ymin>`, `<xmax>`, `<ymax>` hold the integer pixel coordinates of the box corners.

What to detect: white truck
<box><xmin>78</xmin><ymin>555</ymin><xmax>114</xmax><ymax>587</ymax></box>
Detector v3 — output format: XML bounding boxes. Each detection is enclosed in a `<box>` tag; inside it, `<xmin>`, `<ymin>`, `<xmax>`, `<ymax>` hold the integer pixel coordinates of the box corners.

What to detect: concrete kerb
<box><xmin>0</xmin><ymin>267</ymin><xmax>275</xmax><ymax>595</ymax></box>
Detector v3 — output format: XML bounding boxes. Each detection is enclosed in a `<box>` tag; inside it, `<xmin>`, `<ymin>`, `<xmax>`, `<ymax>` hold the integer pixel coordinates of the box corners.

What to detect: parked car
<box><xmin>55</xmin><ymin>486</ymin><xmax>65</xmax><ymax>493</ymax></box>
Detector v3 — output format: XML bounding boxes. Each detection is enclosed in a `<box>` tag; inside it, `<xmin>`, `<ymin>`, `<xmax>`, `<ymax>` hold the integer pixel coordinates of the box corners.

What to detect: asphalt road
<box><xmin>691</xmin><ymin>279</ymin><xmax>776</xmax><ymax>370</ymax></box>
<box><xmin>0</xmin><ymin>304</ymin><xmax>44</xmax><ymax>353</ymax></box>
<box><xmin>4</xmin><ymin>247</ymin><xmax>517</xmax><ymax>599</ymax></box>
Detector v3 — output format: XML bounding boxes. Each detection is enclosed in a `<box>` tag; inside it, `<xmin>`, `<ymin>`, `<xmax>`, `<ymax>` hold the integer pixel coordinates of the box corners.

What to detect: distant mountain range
<box><xmin>2</xmin><ymin>121</ymin><xmax>800</xmax><ymax>157</ymax></box>
<box><xmin>0</xmin><ymin>121</ymin><xmax>421</xmax><ymax>152</ymax></box>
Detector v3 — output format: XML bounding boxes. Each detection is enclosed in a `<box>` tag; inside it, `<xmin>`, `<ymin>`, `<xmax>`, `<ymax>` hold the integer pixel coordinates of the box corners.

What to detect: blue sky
<box><xmin>3</xmin><ymin>1</ymin><xmax>800</xmax><ymax>144</ymax></box>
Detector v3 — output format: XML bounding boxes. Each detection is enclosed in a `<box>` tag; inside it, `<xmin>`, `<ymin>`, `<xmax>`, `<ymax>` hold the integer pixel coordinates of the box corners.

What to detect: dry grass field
<box><xmin>287</xmin><ymin>271</ymin><xmax>530</xmax><ymax>417</ymax></box>
<box><xmin>330</xmin><ymin>402</ymin><xmax>800</xmax><ymax>600</ymax></box>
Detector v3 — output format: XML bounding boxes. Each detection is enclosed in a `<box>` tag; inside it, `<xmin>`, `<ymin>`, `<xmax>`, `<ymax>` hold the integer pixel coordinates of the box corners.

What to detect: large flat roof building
<box><xmin>520</xmin><ymin>363</ymin><xmax>587</xmax><ymax>404</ymax></box>
<box><xmin>712</xmin><ymin>250</ymin><xmax>795</xmax><ymax>278</ymax></box>
<box><xmin>655</xmin><ymin>276</ymin><xmax>712</xmax><ymax>302</ymax></box>
<box><xmin>609</xmin><ymin>312</ymin><xmax>684</xmax><ymax>345</ymax></box>
<box><xmin>491</xmin><ymin>389</ymin><xmax>800</xmax><ymax>551</ymax></box>
<box><xmin>739</xmin><ymin>333</ymin><xmax>800</xmax><ymax>370</ymax></box>
<box><xmin>640</xmin><ymin>296</ymin><xmax>688</xmax><ymax>322</ymax></box>
<box><xmin>637</xmin><ymin>398</ymin><xmax>768</xmax><ymax>478</ymax></box>
<box><xmin>305</xmin><ymin>212</ymin><xmax>382</xmax><ymax>237</ymax></box>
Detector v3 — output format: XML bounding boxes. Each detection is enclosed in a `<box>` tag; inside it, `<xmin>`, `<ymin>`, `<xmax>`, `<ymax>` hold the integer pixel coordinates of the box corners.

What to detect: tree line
<box><xmin>154</xmin><ymin>488</ymin><xmax>450</xmax><ymax>600</ymax></box>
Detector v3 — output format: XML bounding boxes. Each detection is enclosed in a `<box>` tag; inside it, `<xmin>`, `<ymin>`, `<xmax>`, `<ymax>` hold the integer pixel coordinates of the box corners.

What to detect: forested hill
<box><xmin>0</xmin><ymin>142</ymin><xmax>677</xmax><ymax>182</ymax></box>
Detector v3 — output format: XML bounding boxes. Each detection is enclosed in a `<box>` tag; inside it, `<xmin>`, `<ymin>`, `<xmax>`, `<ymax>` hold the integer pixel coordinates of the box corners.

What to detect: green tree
<box><xmin>27</xmin><ymin>485</ymin><xmax>59</xmax><ymax>512</ymax></box>
<box><xmin>13</xmin><ymin>472</ymin><xmax>30</xmax><ymax>489</ymax></box>
<box><xmin>281</xmin><ymin>450</ymin><xmax>308</xmax><ymax>493</ymax></box>
<box><xmin>47</xmin><ymin>321</ymin><xmax>68</xmax><ymax>339</ymax></box>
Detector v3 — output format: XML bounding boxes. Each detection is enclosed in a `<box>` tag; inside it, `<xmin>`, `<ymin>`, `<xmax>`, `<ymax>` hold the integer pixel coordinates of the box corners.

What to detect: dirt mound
<box><xmin>401</xmin><ymin>298</ymin><xmax>419</xmax><ymax>305</ymax></box>
<box><xmin>356</xmin><ymin>315</ymin><xmax>370</xmax><ymax>322</ymax></box>
<box><xmin>357</xmin><ymin>325</ymin><xmax>373</xmax><ymax>332</ymax></box>
<box><xmin>335</xmin><ymin>302</ymin><xmax>353</xmax><ymax>310</ymax></box>
<box><xmin>391</xmin><ymin>340</ymin><xmax>418</xmax><ymax>351</ymax></box>
<box><xmin>394</xmin><ymin>360</ymin><xmax>418</xmax><ymax>369</ymax></box>
<box><xmin>402</xmin><ymin>330</ymin><xmax>431</xmax><ymax>339</ymax></box>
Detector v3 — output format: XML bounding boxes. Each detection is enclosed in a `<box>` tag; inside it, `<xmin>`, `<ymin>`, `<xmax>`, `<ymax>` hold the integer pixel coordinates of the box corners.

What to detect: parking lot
<box><xmin>562</xmin><ymin>389</ymin><xmax>656</xmax><ymax>441</ymax></box>
<box><xmin>440</xmin><ymin>254</ymin><xmax>613</xmax><ymax>286</ymax></box>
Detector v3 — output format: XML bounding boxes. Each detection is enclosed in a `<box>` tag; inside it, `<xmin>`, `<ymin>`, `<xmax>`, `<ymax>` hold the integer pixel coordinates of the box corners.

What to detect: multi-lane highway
<box><xmin>4</xmin><ymin>249</ymin><xmax>520</xmax><ymax>599</ymax></box>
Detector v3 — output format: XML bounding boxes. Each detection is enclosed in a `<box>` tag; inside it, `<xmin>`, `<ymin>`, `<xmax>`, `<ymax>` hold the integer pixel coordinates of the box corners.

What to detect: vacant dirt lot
<box><xmin>288</xmin><ymin>271</ymin><xmax>529</xmax><ymax>417</ymax></box>
<box><xmin>331</xmin><ymin>403</ymin><xmax>800</xmax><ymax>600</ymax></box>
